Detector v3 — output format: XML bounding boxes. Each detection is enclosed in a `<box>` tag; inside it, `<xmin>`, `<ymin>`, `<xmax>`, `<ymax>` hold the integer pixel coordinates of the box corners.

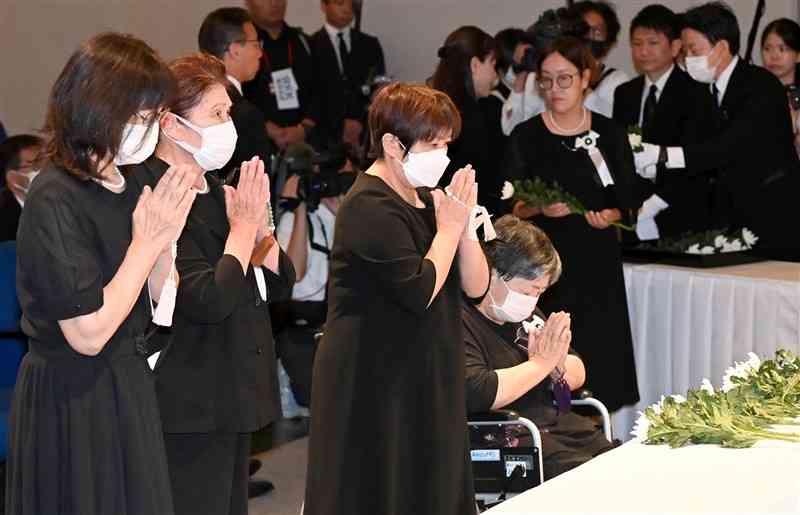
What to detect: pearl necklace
<box><xmin>547</xmin><ymin>108</ymin><xmax>587</xmax><ymax>134</ymax></box>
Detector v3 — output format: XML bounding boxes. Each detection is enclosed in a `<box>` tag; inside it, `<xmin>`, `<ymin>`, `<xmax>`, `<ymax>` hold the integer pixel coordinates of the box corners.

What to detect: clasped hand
<box><xmin>431</xmin><ymin>165</ymin><xmax>477</xmax><ymax>236</ymax></box>
<box><xmin>528</xmin><ymin>311</ymin><xmax>571</xmax><ymax>373</ymax></box>
<box><xmin>223</xmin><ymin>156</ymin><xmax>270</xmax><ymax>231</ymax></box>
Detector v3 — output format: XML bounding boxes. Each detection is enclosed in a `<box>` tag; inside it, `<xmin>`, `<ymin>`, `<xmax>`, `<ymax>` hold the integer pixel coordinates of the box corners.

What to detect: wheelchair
<box><xmin>468</xmin><ymin>388</ymin><xmax>612</xmax><ymax>510</ymax></box>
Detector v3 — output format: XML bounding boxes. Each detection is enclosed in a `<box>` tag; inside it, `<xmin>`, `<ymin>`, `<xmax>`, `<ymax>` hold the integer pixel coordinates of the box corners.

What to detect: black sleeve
<box><xmin>174</xmin><ymin>228</ymin><xmax>249</xmax><ymax>324</ymax></box>
<box><xmin>338</xmin><ymin>193</ymin><xmax>436</xmax><ymax>316</ymax></box>
<box><xmin>503</xmin><ymin>124</ymin><xmax>532</xmax><ymax>183</ymax></box>
<box><xmin>295</xmin><ymin>32</ymin><xmax>318</xmax><ymax>125</ymax></box>
<box><xmin>264</xmin><ymin>249</ymin><xmax>296</xmax><ymax>303</ymax></box>
<box><xmin>604</xmin><ymin>119</ymin><xmax>640</xmax><ymax>212</ymax></box>
<box><xmin>464</xmin><ymin>318</ymin><xmax>499</xmax><ymax>413</ymax></box>
<box><xmin>16</xmin><ymin>184</ymin><xmax>104</xmax><ymax>321</ymax></box>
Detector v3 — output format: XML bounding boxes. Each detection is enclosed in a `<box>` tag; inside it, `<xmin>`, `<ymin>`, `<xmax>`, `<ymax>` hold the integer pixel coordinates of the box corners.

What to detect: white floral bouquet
<box><xmin>635</xmin><ymin>227</ymin><xmax>758</xmax><ymax>255</ymax></box>
<box><xmin>632</xmin><ymin>349</ymin><xmax>800</xmax><ymax>448</ymax></box>
<box><xmin>627</xmin><ymin>125</ymin><xmax>644</xmax><ymax>153</ymax></box>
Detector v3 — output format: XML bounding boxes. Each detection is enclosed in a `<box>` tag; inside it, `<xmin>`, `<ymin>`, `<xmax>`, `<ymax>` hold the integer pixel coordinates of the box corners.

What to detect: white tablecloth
<box><xmin>613</xmin><ymin>261</ymin><xmax>800</xmax><ymax>441</ymax></box>
<box><xmin>485</xmin><ymin>436</ymin><xmax>800</xmax><ymax>514</ymax></box>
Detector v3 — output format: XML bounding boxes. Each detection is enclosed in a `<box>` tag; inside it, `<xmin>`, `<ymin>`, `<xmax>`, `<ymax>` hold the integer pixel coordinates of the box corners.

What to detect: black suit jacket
<box><xmin>613</xmin><ymin>67</ymin><xmax>716</xmax><ymax>238</ymax></box>
<box><xmin>224</xmin><ymin>84</ymin><xmax>275</xmax><ymax>183</ymax></box>
<box><xmin>125</xmin><ymin>156</ymin><xmax>296</xmax><ymax>433</ymax></box>
<box><xmin>681</xmin><ymin>59</ymin><xmax>800</xmax><ymax>258</ymax></box>
<box><xmin>310</xmin><ymin>28</ymin><xmax>385</xmax><ymax>146</ymax></box>
<box><xmin>0</xmin><ymin>189</ymin><xmax>21</xmax><ymax>241</ymax></box>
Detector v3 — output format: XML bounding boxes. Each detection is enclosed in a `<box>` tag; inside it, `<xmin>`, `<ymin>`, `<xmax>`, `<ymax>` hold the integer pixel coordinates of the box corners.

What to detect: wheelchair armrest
<box><xmin>572</xmin><ymin>388</ymin><xmax>594</xmax><ymax>400</ymax></box>
<box><xmin>468</xmin><ymin>409</ymin><xmax>523</xmax><ymax>423</ymax></box>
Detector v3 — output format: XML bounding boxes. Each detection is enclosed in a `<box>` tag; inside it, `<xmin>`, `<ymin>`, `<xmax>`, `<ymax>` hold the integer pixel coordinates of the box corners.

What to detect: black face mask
<box><xmin>589</xmin><ymin>40</ymin><xmax>609</xmax><ymax>59</ymax></box>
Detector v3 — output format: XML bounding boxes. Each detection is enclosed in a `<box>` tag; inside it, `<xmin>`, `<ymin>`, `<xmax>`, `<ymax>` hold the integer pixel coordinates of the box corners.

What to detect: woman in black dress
<box><xmin>7</xmin><ymin>33</ymin><xmax>199</xmax><ymax>515</ymax></box>
<box><xmin>431</xmin><ymin>26</ymin><xmax>505</xmax><ymax>215</ymax></box>
<box><xmin>126</xmin><ymin>53</ymin><xmax>295</xmax><ymax>515</ymax></box>
<box><xmin>505</xmin><ymin>37</ymin><xmax>639</xmax><ymax>412</ymax></box>
<box><xmin>304</xmin><ymin>83</ymin><xmax>490</xmax><ymax>515</ymax></box>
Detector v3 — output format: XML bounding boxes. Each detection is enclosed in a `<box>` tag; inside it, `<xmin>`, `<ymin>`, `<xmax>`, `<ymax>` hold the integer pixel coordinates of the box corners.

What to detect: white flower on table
<box><xmin>721</xmin><ymin>239</ymin><xmax>743</xmax><ymax>252</ymax></box>
<box><xmin>631</xmin><ymin>411</ymin><xmax>650</xmax><ymax>440</ymax></box>
<box><xmin>628</xmin><ymin>132</ymin><xmax>642</xmax><ymax>148</ymax></box>
<box><xmin>742</xmin><ymin>228</ymin><xmax>758</xmax><ymax>247</ymax></box>
<box><xmin>714</xmin><ymin>235</ymin><xmax>727</xmax><ymax>248</ymax></box>
<box><xmin>722</xmin><ymin>352</ymin><xmax>762</xmax><ymax>392</ymax></box>
<box><xmin>700</xmin><ymin>378</ymin><xmax>715</xmax><ymax>394</ymax></box>
<box><xmin>686</xmin><ymin>243</ymin><xmax>702</xmax><ymax>254</ymax></box>
<box><xmin>700</xmin><ymin>245</ymin><xmax>715</xmax><ymax>255</ymax></box>
<box><xmin>669</xmin><ymin>394</ymin><xmax>687</xmax><ymax>403</ymax></box>
<box><xmin>500</xmin><ymin>181</ymin><xmax>515</xmax><ymax>200</ymax></box>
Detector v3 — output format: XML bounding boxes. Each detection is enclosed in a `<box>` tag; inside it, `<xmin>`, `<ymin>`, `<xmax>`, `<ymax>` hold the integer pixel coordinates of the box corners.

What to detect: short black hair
<box><xmin>631</xmin><ymin>4</ymin><xmax>681</xmax><ymax>41</ymax></box>
<box><xmin>494</xmin><ymin>28</ymin><xmax>526</xmax><ymax>73</ymax></box>
<box><xmin>572</xmin><ymin>1</ymin><xmax>621</xmax><ymax>46</ymax></box>
<box><xmin>762</xmin><ymin>18</ymin><xmax>800</xmax><ymax>53</ymax></box>
<box><xmin>683</xmin><ymin>1</ymin><xmax>740</xmax><ymax>55</ymax></box>
<box><xmin>198</xmin><ymin>7</ymin><xmax>253</xmax><ymax>60</ymax></box>
<box><xmin>0</xmin><ymin>134</ymin><xmax>44</xmax><ymax>185</ymax></box>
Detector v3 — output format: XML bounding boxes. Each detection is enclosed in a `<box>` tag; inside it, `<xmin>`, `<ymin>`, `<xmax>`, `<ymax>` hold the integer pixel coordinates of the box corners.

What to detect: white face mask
<box><xmin>489</xmin><ymin>275</ymin><xmax>540</xmax><ymax>323</ymax></box>
<box><xmin>115</xmin><ymin>121</ymin><xmax>159</xmax><ymax>166</ymax></box>
<box><xmin>169</xmin><ymin>113</ymin><xmax>238</xmax><ymax>171</ymax></box>
<box><xmin>7</xmin><ymin>168</ymin><xmax>40</xmax><ymax>206</ymax></box>
<box><xmin>398</xmin><ymin>144</ymin><xmax>450</xmax><ymax>188</ymax></box>
<box><xmin>685</xmin><ymin>54</ymin><xmax>716</xmax><ymax>84</ymax></box>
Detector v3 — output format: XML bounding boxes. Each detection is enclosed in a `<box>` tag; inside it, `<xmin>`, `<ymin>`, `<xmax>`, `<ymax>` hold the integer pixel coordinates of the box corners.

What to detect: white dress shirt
<box><xmin>276</xmin><ymin>203</ymin><xmax>336</xmax><ymax>302</ymax></box>
<box><xmin>227</xmin><ymin>74</ymin><xmax>243</xmax><ymax>95</ymax></box>
<box><xmin>324</xmin><ymin>22</ymin><xmax>351</xmax><ymax>75</ymax></box>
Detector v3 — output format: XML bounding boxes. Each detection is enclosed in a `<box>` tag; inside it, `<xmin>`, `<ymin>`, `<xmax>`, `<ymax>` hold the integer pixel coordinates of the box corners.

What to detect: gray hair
<box><xmin>482</xmin><ymin>215</ymin><xmax>562</xmax><ymax>284</ymax></box>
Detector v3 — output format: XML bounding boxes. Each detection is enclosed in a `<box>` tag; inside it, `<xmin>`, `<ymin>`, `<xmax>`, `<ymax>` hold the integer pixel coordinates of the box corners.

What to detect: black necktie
<box><xmin>337</xmin><ymin>32</ymin><xmax>350</xmax><ymax>78</ymax></box>
<box><xmin>711</xmin><ymin>83</ymin><xmax>723</xmax><ymax>127</ymax></box>
<box><xmin>711</xmin><ymin>83</ymin><xmax>721</xmax><ymax>106</ymax></box>
<box><xmin>641</xmin><ymin>84</ymin><xmax>658</xmax><ymax>139</ymax></box>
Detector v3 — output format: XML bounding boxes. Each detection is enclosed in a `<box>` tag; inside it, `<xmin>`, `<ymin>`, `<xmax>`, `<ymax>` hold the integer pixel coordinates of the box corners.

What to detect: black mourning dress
<box><xmin>304</xmin><ymin>173</ymin><xmax>477</xmax><ymax>515</ymax></box>
<box><xmin>6</xmin><ymin>165</ymin><xmax>174</xmax><ymax>515</ymax></box>
<box><xmin>505</xmin><ymin>113</ymin><xmax>640</xmax><ymax>411</ymax></box>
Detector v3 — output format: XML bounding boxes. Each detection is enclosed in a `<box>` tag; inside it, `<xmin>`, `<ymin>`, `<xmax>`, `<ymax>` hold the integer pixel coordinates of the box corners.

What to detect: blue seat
<box><xmin>0</xmin><ymin>241</ymin><xmax>27</xmax><ymax>461</ymax></box>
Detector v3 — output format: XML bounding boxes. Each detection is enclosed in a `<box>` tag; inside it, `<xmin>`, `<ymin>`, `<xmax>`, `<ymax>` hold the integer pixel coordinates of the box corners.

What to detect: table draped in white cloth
<box><xmin>613</xmin><ymin>261</ymin><xmax>800</xmax><ymax>441</ymax></box>
<box><xmin>484</xmin><ymin>435</ymin><xmax>800</xmax><ymax>514</ymax></box>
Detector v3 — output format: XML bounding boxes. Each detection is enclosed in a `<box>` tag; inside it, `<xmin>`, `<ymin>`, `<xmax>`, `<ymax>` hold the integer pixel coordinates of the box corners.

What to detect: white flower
<box><xmin>700</xmin><ymin>378</ymin><xmax>715</xmax><ymax>394</ymax></box>
<box><xmin>721</xmin><ymin>239</ymin><xmax>743</xmax><ymax>252</ymax></box>
<box><xmin>742</xmin><ymin>228</ymin><xmax>758</xmax><ymax>247</ymax></box>
<box><xmin>714</xmin><ymin>235</ymin><xmax>727</xmax><ymax>248</ymax></box>
<box><xmin>628</xmin><ymin>132</ymin><xmax>642</xmax><ymax>148</ymax></box>
<box><xmin>670</xmin><ymin>394</ymin><xmax>687</xmax><ymax>403</ymax></box>
<box><xmin>700</xmin><ymin>245</ymin><xmax>716</xmax><ymax>255</ymax></box>
<box><xmin>686</xmin><ymin>243</ymin><xmax>702</xmax><ymax>254</ymax></box>
<box><xmin>500</xmin><ymin>181</ymin><xmax>515</xmax><ymax>200</ymax></box>
<box><xmin>721</xmin><ymin>352</ymin><xmax>762</xmax><ymax>392</ymax></box>
<box><xmin>631</xmin><ymin>411</ymin><xmax>650</xmax><ymax>440</ymax></box>
<box><xmin>575</xmin><ymin>130</ymin><xmax>600</xmax><ymax>151</ymax></box>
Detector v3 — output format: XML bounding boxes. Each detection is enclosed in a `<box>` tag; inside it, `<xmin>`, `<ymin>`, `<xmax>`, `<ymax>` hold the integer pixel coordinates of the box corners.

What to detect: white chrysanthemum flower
<box><xmin>628</xmin><ymin>133</ymin><xmax>642</xmax><ymax>147</ymax></box>
<box><xmin>714</xmin><ymin>235</ymin><xmax>726</xmax><ymax>248</ymax></box>
<box><xmin>722</xmin><ymin>240</ymin><xmax>743</xmax><ymax>252</ymax></box>
<box><xmin>746</xmin><ymin>352</ymin><xmax>761</xmax><ymax>369</ymax></box>
<box><xmin>500</xmin><ymin>181</ymin><xmax>514</xmax><ymax>200</ymax></box>
<box><xmin>742</xmin><ymin>228</ymin><xmax>758</xmax><ymax>247</ymax></box>
<box><xmin>700</xmin><ymin>378</ymin><xmax>715</xmax><ymax>394</ymax></box>
<box><xmin>721</xmin><ymin>353</ymin><xmax>761</xmax><ymax>392</ymax></box>
<box><xmin>670</xmin><ymin>394</ymin><xmax>687</xmax><ymax>403</ymax></box>
<box><xmin>700</xmin><ymin>245</ymin><xmax>715</xmax><ymax>255</ymax></box>
<box><xmin>686</xmin><ymin>243</ymin><xmax>702</xmax><ymax>254</ymax></box>
<box><xmin>631</xmin><ymin>411</ymin><xmax>650</xmax><ymax>440</ymax></box>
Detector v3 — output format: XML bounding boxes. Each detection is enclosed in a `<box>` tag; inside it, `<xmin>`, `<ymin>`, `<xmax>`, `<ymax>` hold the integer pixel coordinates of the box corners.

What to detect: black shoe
<box><xmin>249</xmin><ymin>459</ymin><xmax>262</xmax><ymax>477</ymax></box>
<box><xmin>248</xmin><ymin>480</ymin><xmax>275</xmax><ymax>499</ymax></box>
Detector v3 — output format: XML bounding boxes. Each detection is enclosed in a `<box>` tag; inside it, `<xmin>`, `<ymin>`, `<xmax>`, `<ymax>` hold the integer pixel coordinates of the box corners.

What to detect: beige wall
<box><xmin>1</xmin><ymin>1</ymin><xmax>796</xmax><ymax>135</ymax></box>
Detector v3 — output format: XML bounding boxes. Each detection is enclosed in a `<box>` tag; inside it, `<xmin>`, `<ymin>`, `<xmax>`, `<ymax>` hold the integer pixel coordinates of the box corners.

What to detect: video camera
<box><xmin>512</xmin><ymin>8</ymin><xmax>590</xmax><ymax>73</ymax></box>
<box><xmin>277</xmin><ymin>142</ymin><xmax>356</xmax><ymax>212</ymax></box>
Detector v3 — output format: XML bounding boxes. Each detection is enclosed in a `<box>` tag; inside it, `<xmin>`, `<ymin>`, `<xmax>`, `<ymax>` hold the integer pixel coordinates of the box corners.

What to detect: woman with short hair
<box><xmin>304</xmin><ymin>82</ymin><xmax>490</xmax><ymax>515</ymax></box>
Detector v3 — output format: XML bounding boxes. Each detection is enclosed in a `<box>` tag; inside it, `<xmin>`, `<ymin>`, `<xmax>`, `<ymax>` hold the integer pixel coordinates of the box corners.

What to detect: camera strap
<box><xmin>307</xmin><ymin>211</ymin><xmax>331</xmax><ymax>256</ymax></box>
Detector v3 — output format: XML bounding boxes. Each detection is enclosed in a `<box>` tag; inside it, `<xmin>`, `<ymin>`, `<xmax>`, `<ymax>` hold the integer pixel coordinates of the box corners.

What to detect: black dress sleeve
<box><xmin>503</xmin><ymin>122</ymin><xmax>533</xmax><ymax>183</ymax></box>
<box><xmin>463</xmin><ymin>315</ymin><xmax>499</xmax><ymax>414</ymax></box>
<box><xmin>339</xmin><ymin>192</ymin><xmax>436</xmax><ymax>316</ymax></box>
<box><xmin>263</xmin><ymin>249</ymin><xmax>296</xmax><ymax>303</ymax></box>
<box><xmin>601</xmin><ymin>117</ymin><xmax>640</xmax><ymax>212</ymax></box>
<box><xmin>17</xmin><ymin>183</ymin><xmax>104</xmax><ymax>321</ymax></box>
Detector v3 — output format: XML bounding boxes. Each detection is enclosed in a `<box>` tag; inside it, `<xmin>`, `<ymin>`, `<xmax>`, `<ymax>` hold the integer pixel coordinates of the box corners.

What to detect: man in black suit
<box><xmin>198</xmin><ymin>7</ymin><xmax>279</xmax><ymax>498</ymax></box>
<box><xmin>634</xmin><ymin>2</ymin><xmax>800</xmax><ymax>260</ymax></box>
<box><xmin>244</xmin><ymin>0</ymin><xmax>318</xmax><ymax>151</ymax></box>
<box><xmin>309</xmin><ymin>0</ymin><xmax>385</xmax><ymax>152</ymax></box>
<box><xmin>613</xmin><ymin>4</ymin><xmax>716</xmax><ymax>241</ymax></box>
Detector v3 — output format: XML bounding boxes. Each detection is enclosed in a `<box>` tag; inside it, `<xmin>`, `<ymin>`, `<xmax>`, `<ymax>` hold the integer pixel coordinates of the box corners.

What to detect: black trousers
<box><xmin>163</xmin><ymin>432</ymin><xmax>250</xmax><ymax>515</ymax></box>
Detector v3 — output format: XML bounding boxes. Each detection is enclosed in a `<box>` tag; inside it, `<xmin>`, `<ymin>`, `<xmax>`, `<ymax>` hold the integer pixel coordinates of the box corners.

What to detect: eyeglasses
<box><xmin>537</xmin><ymin>73</ymin><xmax>579</xmax><ymax>91</ymax></box>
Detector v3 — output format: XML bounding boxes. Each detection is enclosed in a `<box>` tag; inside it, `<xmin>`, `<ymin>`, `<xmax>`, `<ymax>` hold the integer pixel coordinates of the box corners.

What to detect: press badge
<box><xmin>272</xmin><ymin>68</ymin><xmax>300</xmax><ymax>110</ymax></box>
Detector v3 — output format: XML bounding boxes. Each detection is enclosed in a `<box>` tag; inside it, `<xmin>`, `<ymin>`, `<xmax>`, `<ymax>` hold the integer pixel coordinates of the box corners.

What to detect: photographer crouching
<box><xmin>275</xmin><ymin>143</ymin><xmax>356</xmax><ymax>408</ymax></box>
